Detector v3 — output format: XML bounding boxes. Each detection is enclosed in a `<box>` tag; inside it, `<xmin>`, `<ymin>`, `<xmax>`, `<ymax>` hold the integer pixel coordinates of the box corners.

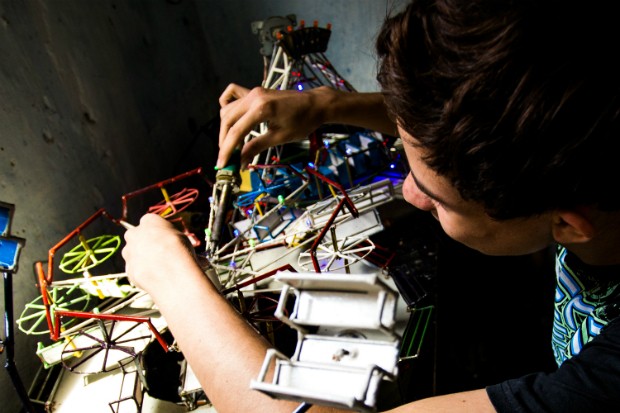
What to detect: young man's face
<box><xmin>399</xmin><ymin>126</ymin><xmax>555</xmax><ymax>256</ymax></box>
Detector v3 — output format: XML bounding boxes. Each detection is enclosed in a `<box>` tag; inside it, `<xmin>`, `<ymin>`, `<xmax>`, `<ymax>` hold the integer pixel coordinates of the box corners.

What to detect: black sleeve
<box><xmin>486</xmin><ymin>317</ymin><xmax>620</xmax><ymax>413</ymax></box>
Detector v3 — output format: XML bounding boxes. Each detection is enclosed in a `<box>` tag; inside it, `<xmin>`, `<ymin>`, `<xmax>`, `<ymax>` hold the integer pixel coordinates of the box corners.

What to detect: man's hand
<box><xmin>122</xmin><ymin>213</ymin><xmax>197</xmax><ymax>292</ymax></box>
<box><xmin>217</xmin><ymin>83</ymin><xmax>334</xmax><ymax>169</ymax></box>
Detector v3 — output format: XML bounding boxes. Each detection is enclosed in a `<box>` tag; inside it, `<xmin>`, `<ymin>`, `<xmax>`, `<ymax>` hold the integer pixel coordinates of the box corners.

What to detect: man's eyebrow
<box><xmin>409</xmin><ymin>169</ymin><xmax>451</xmax><ymax>207</ymax></box>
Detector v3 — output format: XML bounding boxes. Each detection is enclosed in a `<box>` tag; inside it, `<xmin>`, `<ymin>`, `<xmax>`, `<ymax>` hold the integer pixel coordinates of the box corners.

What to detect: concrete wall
<box><xmin>0</xmin><ymin>1</ymin><xmax>407</xmax><ymax>411</ymax></box>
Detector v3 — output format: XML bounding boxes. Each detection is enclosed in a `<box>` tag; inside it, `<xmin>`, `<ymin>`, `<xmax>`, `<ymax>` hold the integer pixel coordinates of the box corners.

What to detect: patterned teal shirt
<box><xmin>552</xmin><ymin>246</ymin><xmax>620</xmax><ymax>366</ymax></box>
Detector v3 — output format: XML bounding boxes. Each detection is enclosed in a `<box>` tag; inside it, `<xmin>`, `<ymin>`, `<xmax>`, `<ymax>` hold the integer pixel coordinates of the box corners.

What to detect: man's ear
<box><xmin>551</xmin><ymin>210</ymin><xmax>595</xmax><ymax>244</ymax></box>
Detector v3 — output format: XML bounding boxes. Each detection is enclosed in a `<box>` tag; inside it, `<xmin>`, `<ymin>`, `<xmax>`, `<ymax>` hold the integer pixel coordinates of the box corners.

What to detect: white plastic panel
<box><xmin>295</xmin><ymin>334</ymin><xmax>400</xmax><ymax>375</ymax></box>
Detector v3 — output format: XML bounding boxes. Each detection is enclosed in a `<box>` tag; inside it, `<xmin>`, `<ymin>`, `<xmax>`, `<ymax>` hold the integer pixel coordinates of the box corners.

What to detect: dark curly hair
<box><xmin>376</xmin><ymin>0</ymin><xmax>620</xmax><ymax>219</ymax></box>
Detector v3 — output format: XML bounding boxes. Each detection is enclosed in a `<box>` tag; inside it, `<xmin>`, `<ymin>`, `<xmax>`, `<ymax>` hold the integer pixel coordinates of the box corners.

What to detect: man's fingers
<box><xmin>240</xmin><ymin>133</ymin><xmax>271</xmax><ymax>168</ymax></box>
<box><xmin>219</xmin><ymin>86</ymin><xmax>270</xmax><ymax>146</ymax></box>
<box><xmin>218</xmin><ymin>100</ymin><xmax>270</xmax><ymax>168</ymax></box>
<box><xmin>239</xmin><ymin>130</ymin><xmax>290</xmax><ymax>168</ymax></box>
<box><xmin>139</xmin><ymin>213</ymin><xmax>173</xmax><ymax>228</ymax></box>
<box><xmin>218</xmin><ymin>99</ymin><xmax>244</xmax><ymax>146</ymax></box>
<box><xmin>218</xmin><ymin>110</ymin><xmax>258</xmax><ymax>168</ymax></box>
<box><xmin>218</xmin><ymin>83</ymin><xmax>250</xmax><ymax>108</ymax></box>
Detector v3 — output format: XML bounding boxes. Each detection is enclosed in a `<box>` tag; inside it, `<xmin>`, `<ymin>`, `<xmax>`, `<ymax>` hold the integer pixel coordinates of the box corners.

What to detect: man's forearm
<box><xmin>318</xmin><ymin>88</ymin><xmax>398</xmax><ymax>136</ymax></box>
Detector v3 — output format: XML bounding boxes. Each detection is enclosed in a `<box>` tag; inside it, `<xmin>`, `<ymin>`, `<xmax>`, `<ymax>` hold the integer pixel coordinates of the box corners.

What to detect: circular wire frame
<box><xmin>17</xmin><ymin>283</ymin><xmax>91</xmax><ymax>335</ymax></box>
<box><xmin>147</xmin><ymin>188</ymin><xmax>199</xmax><ymax>218</ymax></box>
<box><xmin>59</xmin><ymin>235</ymin><xmax>121</xmax><ymax>274</ymax></box>
<box><xmin>297</xmin><ymin>236</ymin><xmax>375</xmax><ymax>272</ymax></box>
<box><xmin>60</xmin><ymin>319</ymin><xmax>153</xmax><ymax>375</ymax></box>
<box><xmin>243</xmin><ymin>294</ymin><xmax>286</xmax><ymax>332</ymax></box>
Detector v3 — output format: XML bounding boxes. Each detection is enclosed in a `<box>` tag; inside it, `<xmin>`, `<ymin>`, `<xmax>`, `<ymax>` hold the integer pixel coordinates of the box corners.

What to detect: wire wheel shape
<box><xmin>58</xmin><ymin>235</ymin><xmax>121</xmax><ymax>274</ymax></box>
<box><xmin>147</xmin><ymin>187</ymin><xmax>199</xmax><ymax>218</ymax></box>
<box><xmin>243</xmin><ymin>294</ymin><xmax>286</xmax><ymax>331</ymax></box>
<box><xmin>17</xmin><ymin>283</ymin><xmax>91</xmax><ymax>335</ymax></box>
<box><xmin>61</xmin><ymin>319</ymin><xmax>152</xmax><ymax>374</ymax></box>
<box><xmin>298</xmin><ymin>235</ymin><xmax>376</xmax><ymax>272</ymax></box>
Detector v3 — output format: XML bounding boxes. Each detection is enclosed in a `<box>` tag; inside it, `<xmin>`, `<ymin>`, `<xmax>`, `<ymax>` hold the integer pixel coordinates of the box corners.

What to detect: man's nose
<box><xmin>402</xmin><ymin>172</ymin><xmax>435</xmax><ymax>211</ymax></box>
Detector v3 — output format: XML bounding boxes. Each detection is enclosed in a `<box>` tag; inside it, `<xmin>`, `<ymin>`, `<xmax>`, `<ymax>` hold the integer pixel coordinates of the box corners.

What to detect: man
<box><xmin>123</xmin><ymin>0</ymin><xmax>620</xmax><ymax>411</ymax></box>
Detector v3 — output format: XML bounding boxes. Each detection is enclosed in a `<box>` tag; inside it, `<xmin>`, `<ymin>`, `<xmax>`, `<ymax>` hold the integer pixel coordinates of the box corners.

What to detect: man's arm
<box><xmin>217</xmin><ymin>84</ymin><xmax>397</xmax><ymax>169</ymax></box>
<box><xmin>386</xmin><ymin>390</ymin><xmax>496</xmax><ymax>413</ymax></box>
<box><xmin>122</xmin><ymin>214</ymin><xmax>347</xmax><ymax>413</ymax></box>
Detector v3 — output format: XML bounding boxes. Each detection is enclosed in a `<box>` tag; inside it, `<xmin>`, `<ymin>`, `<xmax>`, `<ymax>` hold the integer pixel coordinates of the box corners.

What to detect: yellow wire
<box><xmin>254</xmin><ymin>193</ymin><xmax>267</xmax><ymax>216</ymax></box>
<box><xmin>160</xmin><ymin>187</ymin><xmax>173</xmax><ymax>217</ymax></box>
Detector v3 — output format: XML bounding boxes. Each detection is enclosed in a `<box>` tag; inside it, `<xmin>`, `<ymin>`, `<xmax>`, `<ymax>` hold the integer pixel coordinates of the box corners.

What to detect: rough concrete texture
<box><xmin>0</xmin><ymin>1</ymin><xmax>408</xmax><ymax>411</ymax></box>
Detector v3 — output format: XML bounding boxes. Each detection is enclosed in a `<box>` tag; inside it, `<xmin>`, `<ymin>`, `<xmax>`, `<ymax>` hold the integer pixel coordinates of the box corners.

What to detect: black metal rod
<box><xmin>292</xmin><ymin>402</ymin><xmax>312</xmax><ymax>413</ymax></box>
<box><xmin>3</xmin><ymin>271</ymin><xmax>37</xmax><ymax>413</ymax></box>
